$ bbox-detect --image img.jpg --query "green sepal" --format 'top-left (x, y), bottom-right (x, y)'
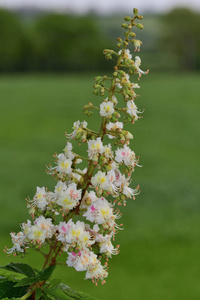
top-left (1, 263), bottom-right (36, 277)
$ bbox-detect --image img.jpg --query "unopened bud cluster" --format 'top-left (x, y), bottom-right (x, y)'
top-left (6, 9), bottom-right (148, 286)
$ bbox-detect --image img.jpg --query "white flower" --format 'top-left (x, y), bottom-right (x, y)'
top-left (54, 181), bottom-right (67, 196)
top-left (115, 145), bottom-right (136, 167)
top-left (118, 49), bottom-right (132, 60)
top-left (127, 100), bottom-right (139, 120)
top-left (67, 183), bottom-right (82, 201)
top-left (123, 185), bottom-right (135, 198)
top-left (80, 191), bottom-right (98, 209)
top-left (7, 232), bottom-right (25, 253)
top-left (106, 122), bottom-right (123, 139)
top-left (67, 250), bottom-right (99, 273)
top-left (34, 216), bottom-right (53, 238)
top-left (116, 73), bottom-right (130, 89)
top-left (71, 167), bottom-right (87, 182)
top-left (56, 183), bottom-right (81, 211)
top-left (134, 56), bottom-right (149, 78)
top-left (87, 138), bottom-right (104, 160)
top-left (91, 171), bottom-right (108, 190)
top-left (65, 220), bottom-right (94, 248)
top-left (95, 234), bottom-right (117, 256)
top-left (100, 101), bottom-right (114, 117)
top-left (64, 142), bottom-right (75, 160)
top-left (102, 143), bottom-right (113, 159)
top-left (32, 187), bottom-right (48, 210)
top-left (27, 225), bottom-right (46, 243)
top-left (56, 153), bottom-right (72, 174)
top-left (104, 95), bottom-right (118, 106)
top-left (67, 120), bottom-right (87, 139)
top-left (85, 260), bottom-right (108, 282)
top-left (57, 192), bottom-right (77, 211)
top-left (56, 221), bottom-right (71, 242)
top-left (106, 170), bottom-right (118, 193)
top-left (83, 197), bottom-right (115, 225)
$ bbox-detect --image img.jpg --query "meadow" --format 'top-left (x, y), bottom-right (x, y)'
top-left (0, 72), bottom-right (199, 299)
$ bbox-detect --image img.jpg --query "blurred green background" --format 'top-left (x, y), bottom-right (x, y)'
top-left (0, 6), bottom-right (200, 300)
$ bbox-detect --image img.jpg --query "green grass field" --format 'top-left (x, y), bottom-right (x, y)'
top-left (0, 72), bottom-right (199, 299)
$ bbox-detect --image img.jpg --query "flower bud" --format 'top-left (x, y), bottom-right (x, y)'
top-left (132, 39), bottom-right (142, 51)
top-left (88, 102), bottom-right (94, 108)
top-left (127, 24), bottom-right (132, 30)
top-left (103, 224), bottom-right (109, 230)
top-left (136, 23), bottom-right (144, 30)
top-left (93, 89), bottom-right (99, 95)
top-left (93, 84), bottom-right (101, 89)
top-left (105, 54), bottom-right (112, 60)
top-left (95, 76), bottom-right (102, 83)
top-left (130, 32), bottom-right (136, 38)
top-left (100, 87), bottom-right (105, 95)
top-left (103, 49), bottom-right (109, 54)
top-left (76, 128), bottom-right (85, 140)
top-left (133, 8), bottom-right (138, 15)
top-left (124, 131), bottom-right (133, 139)
top-left (121, 23), bottom-right (128, 29)
top-left (85, 198), bottom-right (91, 206)
top-left (124, 16), bottom-right (132, 21)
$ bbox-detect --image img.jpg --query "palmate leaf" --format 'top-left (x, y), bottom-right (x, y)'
top-left (0, 263), bottom-right (35, 278)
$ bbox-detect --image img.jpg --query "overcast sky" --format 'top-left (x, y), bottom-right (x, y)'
top-left (0, 0), bottom-right (200, 14)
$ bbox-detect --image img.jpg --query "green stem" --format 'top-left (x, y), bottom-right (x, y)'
top-left (76, 155), bottom-right (89, 162)
top-left (21, 290), bottom-right (33, 300)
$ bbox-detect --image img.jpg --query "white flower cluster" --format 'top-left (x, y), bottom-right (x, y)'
top-left (7, 13), bottom-right (148, 286)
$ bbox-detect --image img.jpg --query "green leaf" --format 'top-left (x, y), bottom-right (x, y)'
top-left (35, 288), bottom-right (43, 300)
top-left (1, 263), bottom-right (36, 277)
top-left (14, 276), bottom-right (39, 287)
top-left (1, 298), bottom-right (21, 299)
top-left (42, 292), bottom-right (54, 300)
top-left (58, 284), bottom-right (99, 300)
top-left (43, 287), bottom-right (72, 300)
top-left (0, 280), bottom-right (28, 298)
top-left (50, 278), bottom-right (61, 288)
top-left (37, 265), bottom-right (56, 281)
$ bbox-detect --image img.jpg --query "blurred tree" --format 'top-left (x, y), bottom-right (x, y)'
top-left (161, 8), bottom-right (200, 70)
top-left (33, 13), bottom-right (112, 71)
top-left (0, 9), bottom-right (25, 71)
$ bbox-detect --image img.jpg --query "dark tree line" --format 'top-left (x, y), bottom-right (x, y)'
top-left (0, 9), bottom-right (113, 72)
top-left (0, 7), bottom-right (199, 72)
